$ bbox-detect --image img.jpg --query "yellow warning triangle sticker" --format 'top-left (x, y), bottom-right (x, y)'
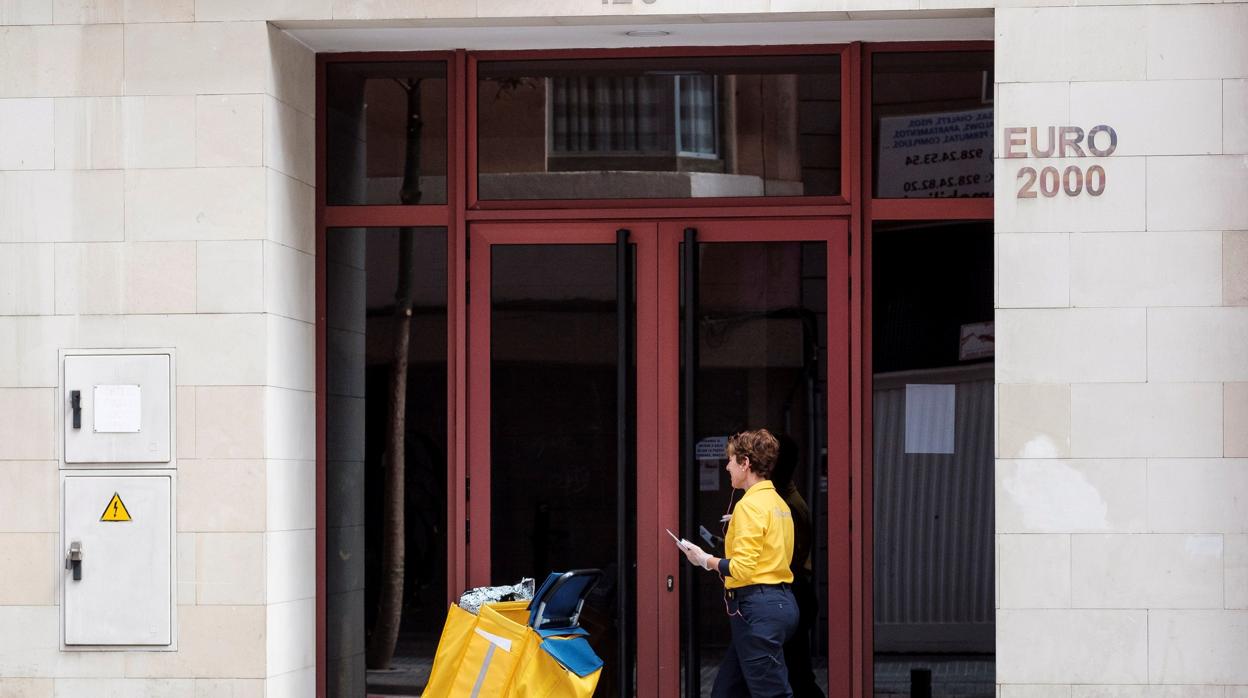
top-left (100, 492), bottom-right (132, 522)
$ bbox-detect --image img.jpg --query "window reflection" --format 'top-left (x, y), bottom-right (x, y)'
top-left (872, 52), bottom-right (994, 199)
top-left (327, 62), bottom-right (448, 205)
top-left (478, 55), bottom-right (841, 200)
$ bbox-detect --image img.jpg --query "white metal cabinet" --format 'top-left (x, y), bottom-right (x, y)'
top-left (63, 353), bottom-right (172, 465)
top-left (62, 473), bottom-right (173, 646)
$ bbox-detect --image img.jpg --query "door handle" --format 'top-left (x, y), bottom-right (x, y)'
top-left (666, 575), bottom-right (674, 592)
top-left (65, 541), bottom-right (83, 581)
top-left (70, 390), bottom-right (81, 429)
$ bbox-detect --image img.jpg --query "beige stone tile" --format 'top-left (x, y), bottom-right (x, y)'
top-left (124, 241), bottom-right (197, 315)
top-left (995, 156), bottom-right (1146, 233)
top-left (264, 241), bottom-right (314, 323)
top-left (266, 315), bottom-right (314, 392)
top-left (124, 0), bottom-right (194, 22)
top-left (124, 605), bottom-right (265, 678)
top-left (0, 679), bottom-right (52, 698)
top-left (997, 233), bottom-right (1069, 309)
top-left (1069, 81), bottom-right (1221, 157)
top-left (177, 531), bottom-right (196, 605)
top-left (121, 96), bottom-right (196, 169)
top-left (0, 243), bottom-right (54, 315)
top-left (1228, 80), bottom-right (1248, 155)
top-left (267, 170), bottom-right (315, 254)
top-left (196, 0), bottom-right (331, 21)
top-left (0, 0), bottom-right (51, 24)
top-left (997, 609), bottom-right (1147, 683)
top-left (1227, 534), bottom-right (1248, 609)
top-left (0, 25), bottom-right (123, 98)
top-left (1070, 231), bottom-right (1222, 308)
top-left (177, 385), bottom-right (195, 459)
top-left (0, 606), bottom-right (126, 676)
top-left (1145, 4), bottom-right (1248, 80)
top-left (195, 386), bottom-right (265, 460)
top-left (125, 168), bottom-right (265, 242)
top-left (192, 679), bottom-right (263, 698)
top-left (1148, 459), bottom-right (1248, 534)
top-left (53, 679), bottom-right (194, 697)
top-left (1072, 688), bottom-right (1226, 698)
top-left (124, 22), bottom-right (268, 97)
top-left (1149, 308), bottom-right (1248, 382)
top-left (1072, 534), bottom-right (1223, 609)
top-left (1071, 383), bottom-right (1222, 458)
top-left (265, 598), bottom-right (314, 677)
top-left (264, 95), bottom-right (314, 187)
top-left (997, 459), bottom-right (1146, 534)
top-left (266, 25), bottom-right (315, 118)
top-left (0, 533), bottom-right (55, 605)
top-left (997, 308), bottom-right (1145, 383)
top-left (265, 668), bottom-right (314, 696)
top-left (1003, 687), bottom-right (1071, 698)
top-left (0, 388), bottom-right (54, 460)
top-left (266, 529), bottom-right (314, 604)
top-left (1228, 383), bottom-right (1248, 457)
top-left (998, 383), bottom-right (1070, 459)
top-left (266, 460), bottom-right (314, 532)
top-left (0, 461), bottom-right (57, 533)
top-left (0, 315), bottom-right (125, 387)
top-left (178, 459), bottom-right (265, 532)
top-left (265, 387), bottom-right (314, 461)
top-left (1226, 231), bottom-right (1248, 306)
top-left (195, 532), bottom-right (265, 605)
top-left (197, 240), bottom-right (263, 314)
top-left (196, 94), bottom-right (263, 167)
top-left (0, 99), bottom-right (53, 170)
top-left (1149, 610), bottom-right (1248, 683)
top-left (996, 7), bottom-right (1145, 83)
top-left (53, 97), bottom-right (122, 170)
top-left (1148, 156), bottom-right (1248, 231)
top-left (1000, 534), bottom-right (1070, 608)
top-left (53, 0), bottom-right (122, 23)
top-left (54, 242), bottom-right (122, 314)
top-left (122, 314), bottom-right (266, 387)
top-left (335, 0), bottom-right (477, 20)
top-left (0, 170), bottom-right (124, 243)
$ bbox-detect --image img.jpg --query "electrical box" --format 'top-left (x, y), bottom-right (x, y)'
top-left (62, 472), bottom-right (173, 647)
top-left (62, 352), bottom-right (172, 465)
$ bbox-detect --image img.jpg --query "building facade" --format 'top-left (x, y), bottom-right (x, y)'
top-left (0, 0), bottom-right (1244, 697)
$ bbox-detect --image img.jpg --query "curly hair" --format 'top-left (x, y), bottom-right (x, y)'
top-left (726, 428), bottom-right (780, 480)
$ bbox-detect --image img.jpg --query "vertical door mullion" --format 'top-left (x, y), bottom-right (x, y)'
top-left (681, 226), bottom-right (700, 698)
top-left (616, 228), bottom-right (634, 697)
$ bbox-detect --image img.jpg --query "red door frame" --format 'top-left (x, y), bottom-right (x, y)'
top-left (314, 40), bottom-right (994, 698)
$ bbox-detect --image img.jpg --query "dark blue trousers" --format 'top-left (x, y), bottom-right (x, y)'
top-left (712, 585), bottom-right (800, 698)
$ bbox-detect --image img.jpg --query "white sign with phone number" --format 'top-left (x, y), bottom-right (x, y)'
top-left (877, 108), bottom-right (994, 198)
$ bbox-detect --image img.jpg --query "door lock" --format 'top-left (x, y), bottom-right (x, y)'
top-left (666, 575), bottom-right (674, 592)
top-left (65, 541), bottom-right (83, 581)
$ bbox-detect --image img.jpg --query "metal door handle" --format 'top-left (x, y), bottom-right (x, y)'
top-left (65, 541), bottom-right (83, 581)
top-left (70, 390), bottom-right (81, 429)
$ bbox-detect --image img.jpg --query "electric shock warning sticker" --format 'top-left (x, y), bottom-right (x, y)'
top-left (100, 492), bottom-right (132, 522)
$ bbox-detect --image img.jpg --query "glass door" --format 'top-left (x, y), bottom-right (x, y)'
top-left (655, 219), bottom-right (851, 697)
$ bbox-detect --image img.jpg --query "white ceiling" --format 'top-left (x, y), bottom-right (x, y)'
top-left (283, 14), bottom-right (994, 53)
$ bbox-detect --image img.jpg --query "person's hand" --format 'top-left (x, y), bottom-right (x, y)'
top-left (681, 541), bottom-right (713, 570)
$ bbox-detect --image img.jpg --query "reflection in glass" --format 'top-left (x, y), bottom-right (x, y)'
top-left (478, 55), bottom-right (841, 200)
top-left (681, 241), bottom-right (829, 696)
top-left (490, 244), bottom-right (635, 697)
top-left (871, 221), bottom-right (994, 697)
top-left (327, 62), bottom-right (448, 205)
top-left (326, 227), bottom-right (448, 697)
top-left (872, 52), bottom-right (994, 199)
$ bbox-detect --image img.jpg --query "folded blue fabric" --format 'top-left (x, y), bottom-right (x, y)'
top-left (539, 637), bottom-right (603, 677)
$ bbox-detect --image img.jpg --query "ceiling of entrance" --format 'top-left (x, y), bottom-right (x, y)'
top-left (283, 15), bottom-right (992, 52)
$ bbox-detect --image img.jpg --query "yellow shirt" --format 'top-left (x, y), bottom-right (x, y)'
top-left (723, 480), bottom-right (794, 589)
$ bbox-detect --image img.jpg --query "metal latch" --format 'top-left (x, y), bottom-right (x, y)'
top-left (65, 541), bottom-right (83, 581)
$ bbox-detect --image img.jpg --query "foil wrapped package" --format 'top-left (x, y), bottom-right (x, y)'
top-left (458, 577), bottom-right (535, 615)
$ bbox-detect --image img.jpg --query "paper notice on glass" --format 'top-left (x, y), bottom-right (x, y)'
top-left (94, 385), bottom-right (142, 433)
top-left (904, 384), bottom-right (955, 454)
top-left (699, 460), bottom-right (721, 491)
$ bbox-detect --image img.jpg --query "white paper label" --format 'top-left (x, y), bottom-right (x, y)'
top-left (94, 385), bottom-right (142, 433)
top-left (699, 460), bottom-right (721, 491)
top-left (904, 384), bottom-right (955, 454)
